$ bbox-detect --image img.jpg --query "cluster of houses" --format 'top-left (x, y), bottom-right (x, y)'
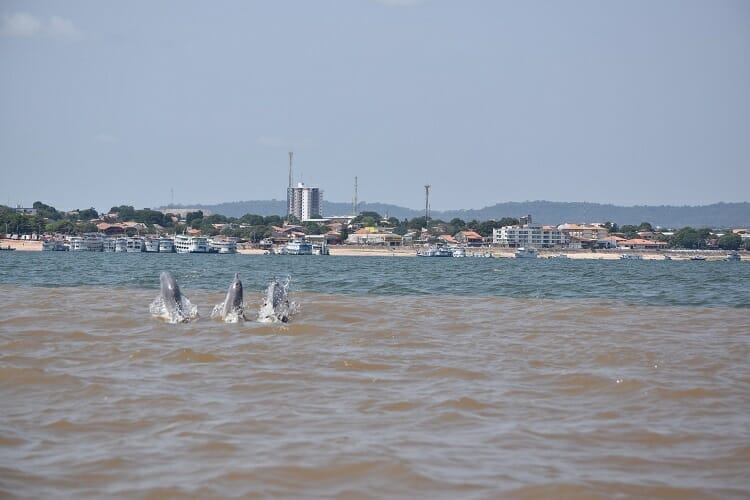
top-left (263, 214), bottom-right (749, 251)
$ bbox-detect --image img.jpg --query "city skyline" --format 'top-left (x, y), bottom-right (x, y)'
top-left (2, 1), bottom-right (749, 213)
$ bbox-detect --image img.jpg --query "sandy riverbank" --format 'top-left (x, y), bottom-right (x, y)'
top-left (2, 239), bottom-right (741, 261)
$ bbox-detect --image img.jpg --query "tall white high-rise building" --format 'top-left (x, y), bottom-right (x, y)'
top-left (287, 182), bottom-right (322, 221)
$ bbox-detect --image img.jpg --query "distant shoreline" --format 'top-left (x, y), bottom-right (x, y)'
top-left (2, 239), bottom-right (742, 261)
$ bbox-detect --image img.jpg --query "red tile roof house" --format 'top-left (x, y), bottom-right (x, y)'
top-left (455, 230), bottom-right (483, 247)
top-left (619, 238), bottom-right (669, 250)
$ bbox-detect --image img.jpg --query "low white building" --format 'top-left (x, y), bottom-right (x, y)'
top-left (493, 225), bottom-right (568, 248)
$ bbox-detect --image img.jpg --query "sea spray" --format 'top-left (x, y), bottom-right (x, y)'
top-left (149, 271), bottom-right (199, 323)
top-left (258, 276), bottom-right (296, 323)
top-left (211, 273), bottom-right (245, 323)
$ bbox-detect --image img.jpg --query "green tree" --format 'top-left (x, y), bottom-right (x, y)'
top-left (620, 225), bottom-right (639, 238)
top-left (186, 211), bottom-right (204, 225)
top-left (670, 227), bottom-right (704, 249)
top-left (134, 209), bottom-right (166, 226)
top-left (109, 205), bottom-right (136, 221)
top-left (33, 201), bottom-right (62, 220)
top-left (638, 222), bottom-right (654, 232)
top-left (497, 217), bottom-right (520, 228)
top-left (240, 214), bottom-right (265, 226)
top-left (264, 215), bottom-right (284, 226)
top-left (717, 233), bottom-right (742, 250)
top-left (78, 207), bottom-right (99, 220)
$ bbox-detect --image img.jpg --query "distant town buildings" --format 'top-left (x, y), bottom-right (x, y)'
top-left (287, 182), bottom-right (322, 222)
top-left (493, 218), bottom-right (568, 248)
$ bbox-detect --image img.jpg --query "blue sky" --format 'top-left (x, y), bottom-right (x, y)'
top-left (1, 0), bottom-right (748, 213)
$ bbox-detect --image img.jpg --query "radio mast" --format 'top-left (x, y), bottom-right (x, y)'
top-left (424, 184), bottom-right (431, 224)
top-left (353, 176), bottom-right (358, 216)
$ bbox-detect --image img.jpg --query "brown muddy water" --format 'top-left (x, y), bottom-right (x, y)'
top-left (1, 285), bottom-right (749, 498)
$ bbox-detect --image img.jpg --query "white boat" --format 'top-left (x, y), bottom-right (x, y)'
top-left (42, 239), bottom-right (67, 251)
top-left (417, 245), bottom-right (453, 257)
top-left (726, 253), bottom-right (741, 262)
top-left (174, 234), bottom-right (209, 253)
top-left (102, 237), bottom-right (117, 252)
top-left (690, 255), bottom-right (706, 261)
top-left (451, 247), bottom-right (466, 258)
top-left (159, 237), bottom-right (175, 253)
top-left (312, 243), bottom-right (330, 255)
top-left (126, 237), bottom-right (144, 252)
top-left (515, 247), bottom-right (538, 259)
top-left (209, 237), bottom-right (237, 254)
top-left (285, 239), bottom-right (313, 255)
top-left (115, 237), bottom-right (128, 252)
top-left (68, 236), bottom-right (86, 251)
top-left (620, 254), bottom-right (642, 260)
top-left (144, 237), bottom-right (160, 253)
top-left (84, 233), bottom-right (104, 252)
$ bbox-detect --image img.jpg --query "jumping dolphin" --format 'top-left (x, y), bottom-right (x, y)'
top-left (211, 273), bottom-right (245, 322)
top-left (258, 277), bottom-right (291, 323)
top-left (149, 271), bottom-right (198, 323)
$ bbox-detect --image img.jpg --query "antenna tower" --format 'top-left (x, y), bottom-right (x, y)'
top-left (353, 176), bottom-right (358, 216)
top-left (287, 152), bottom-right (293, 219)
top-left (424, 185), bottom-right (431, 224)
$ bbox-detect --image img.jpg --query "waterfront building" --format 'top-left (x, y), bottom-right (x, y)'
top-left (493, 224), bottom-right (568, 248)
top-left (288, 182), bottom-right (322, 222)
top-left (455, 230), bottom-right (484, 247)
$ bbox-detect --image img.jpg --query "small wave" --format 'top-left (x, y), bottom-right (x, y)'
top-left (149, 295), bottom-right (199, 324)
top-left (332, 359), bottom-right (393, 371)
top-left (411, 365), bottom-right (488, 380)
top-left (163, 348), bottom-right (223, 363)
top-left (436, 397), bottom-right (489, 411)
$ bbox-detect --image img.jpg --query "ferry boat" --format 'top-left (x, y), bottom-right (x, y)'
top-left (208, 237), bottom-right (237, 254)
top-left (83, 233), bottom-right (104, 252)
top-left (102, 237), bottom-right (117, 252)
top-left (174, 234), bottom-right (209, 253)
top-left (514, 247), bottom-right (538, 259)
top-left (417, 245), bottom-right (453, 257)
top-left (114, 237), bottom-right (128, 252)
top-left (451, 247), bottom-right (466, 258)
top-left (144, 237), bottom-right (160, 253)
top-left (42, 239), bottom-right (68, 251)
top-left (158, 237), bottom-right (175, 253)
top-left (285, 239), bottom-right (313, 255)
top-left (126, 237), bottom-right (144, 252)
top-left (68, 236), bottom-right (86, 251)
top-left (312, 243), bottom-right (330, 255)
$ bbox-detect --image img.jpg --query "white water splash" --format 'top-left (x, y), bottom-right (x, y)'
top-left (149, 294), bottom-right (199, 324)
top-left (210, 302), bottom-right (245, 323)
top-left (257, 276), bottom-right (297, 323)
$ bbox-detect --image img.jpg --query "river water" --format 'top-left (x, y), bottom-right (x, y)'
top-left (1, 252), bottom-right (749, 498)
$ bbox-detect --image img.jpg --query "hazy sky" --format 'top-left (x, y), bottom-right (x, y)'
top-left (2, 0), bottom-right (748, 213)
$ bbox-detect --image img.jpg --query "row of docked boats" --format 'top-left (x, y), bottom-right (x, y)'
top-left (42, 233), bottom-right (237, 254)
top-left (416, 245), bottom-right (469, 257)
top-left (266, 239), bottom-right (330, 255)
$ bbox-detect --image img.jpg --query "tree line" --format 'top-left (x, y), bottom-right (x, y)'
top-left (0, 202), bottom-right (746, 250)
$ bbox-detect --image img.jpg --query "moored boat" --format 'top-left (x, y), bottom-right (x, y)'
top-left (126, 237), bottom-right (144, 252)
top-left (42, 239), bottom-right (68, 251)
top-left (285, 239), bottom-right (313, 255)
top-left (174, 234), bottom-right (209, 253)
top-left (515, 247), bottom-right (538, 259)
top-left (417, 244), bottom-right (453, 257)
top-left (144, 237), bottom-right (160, 253)
top-left (158, 237), bottom-right (175, 253)
top-left (726, 252), bottom-right (741, 262)
top-left (209, 237), bottom-right (237, 254)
